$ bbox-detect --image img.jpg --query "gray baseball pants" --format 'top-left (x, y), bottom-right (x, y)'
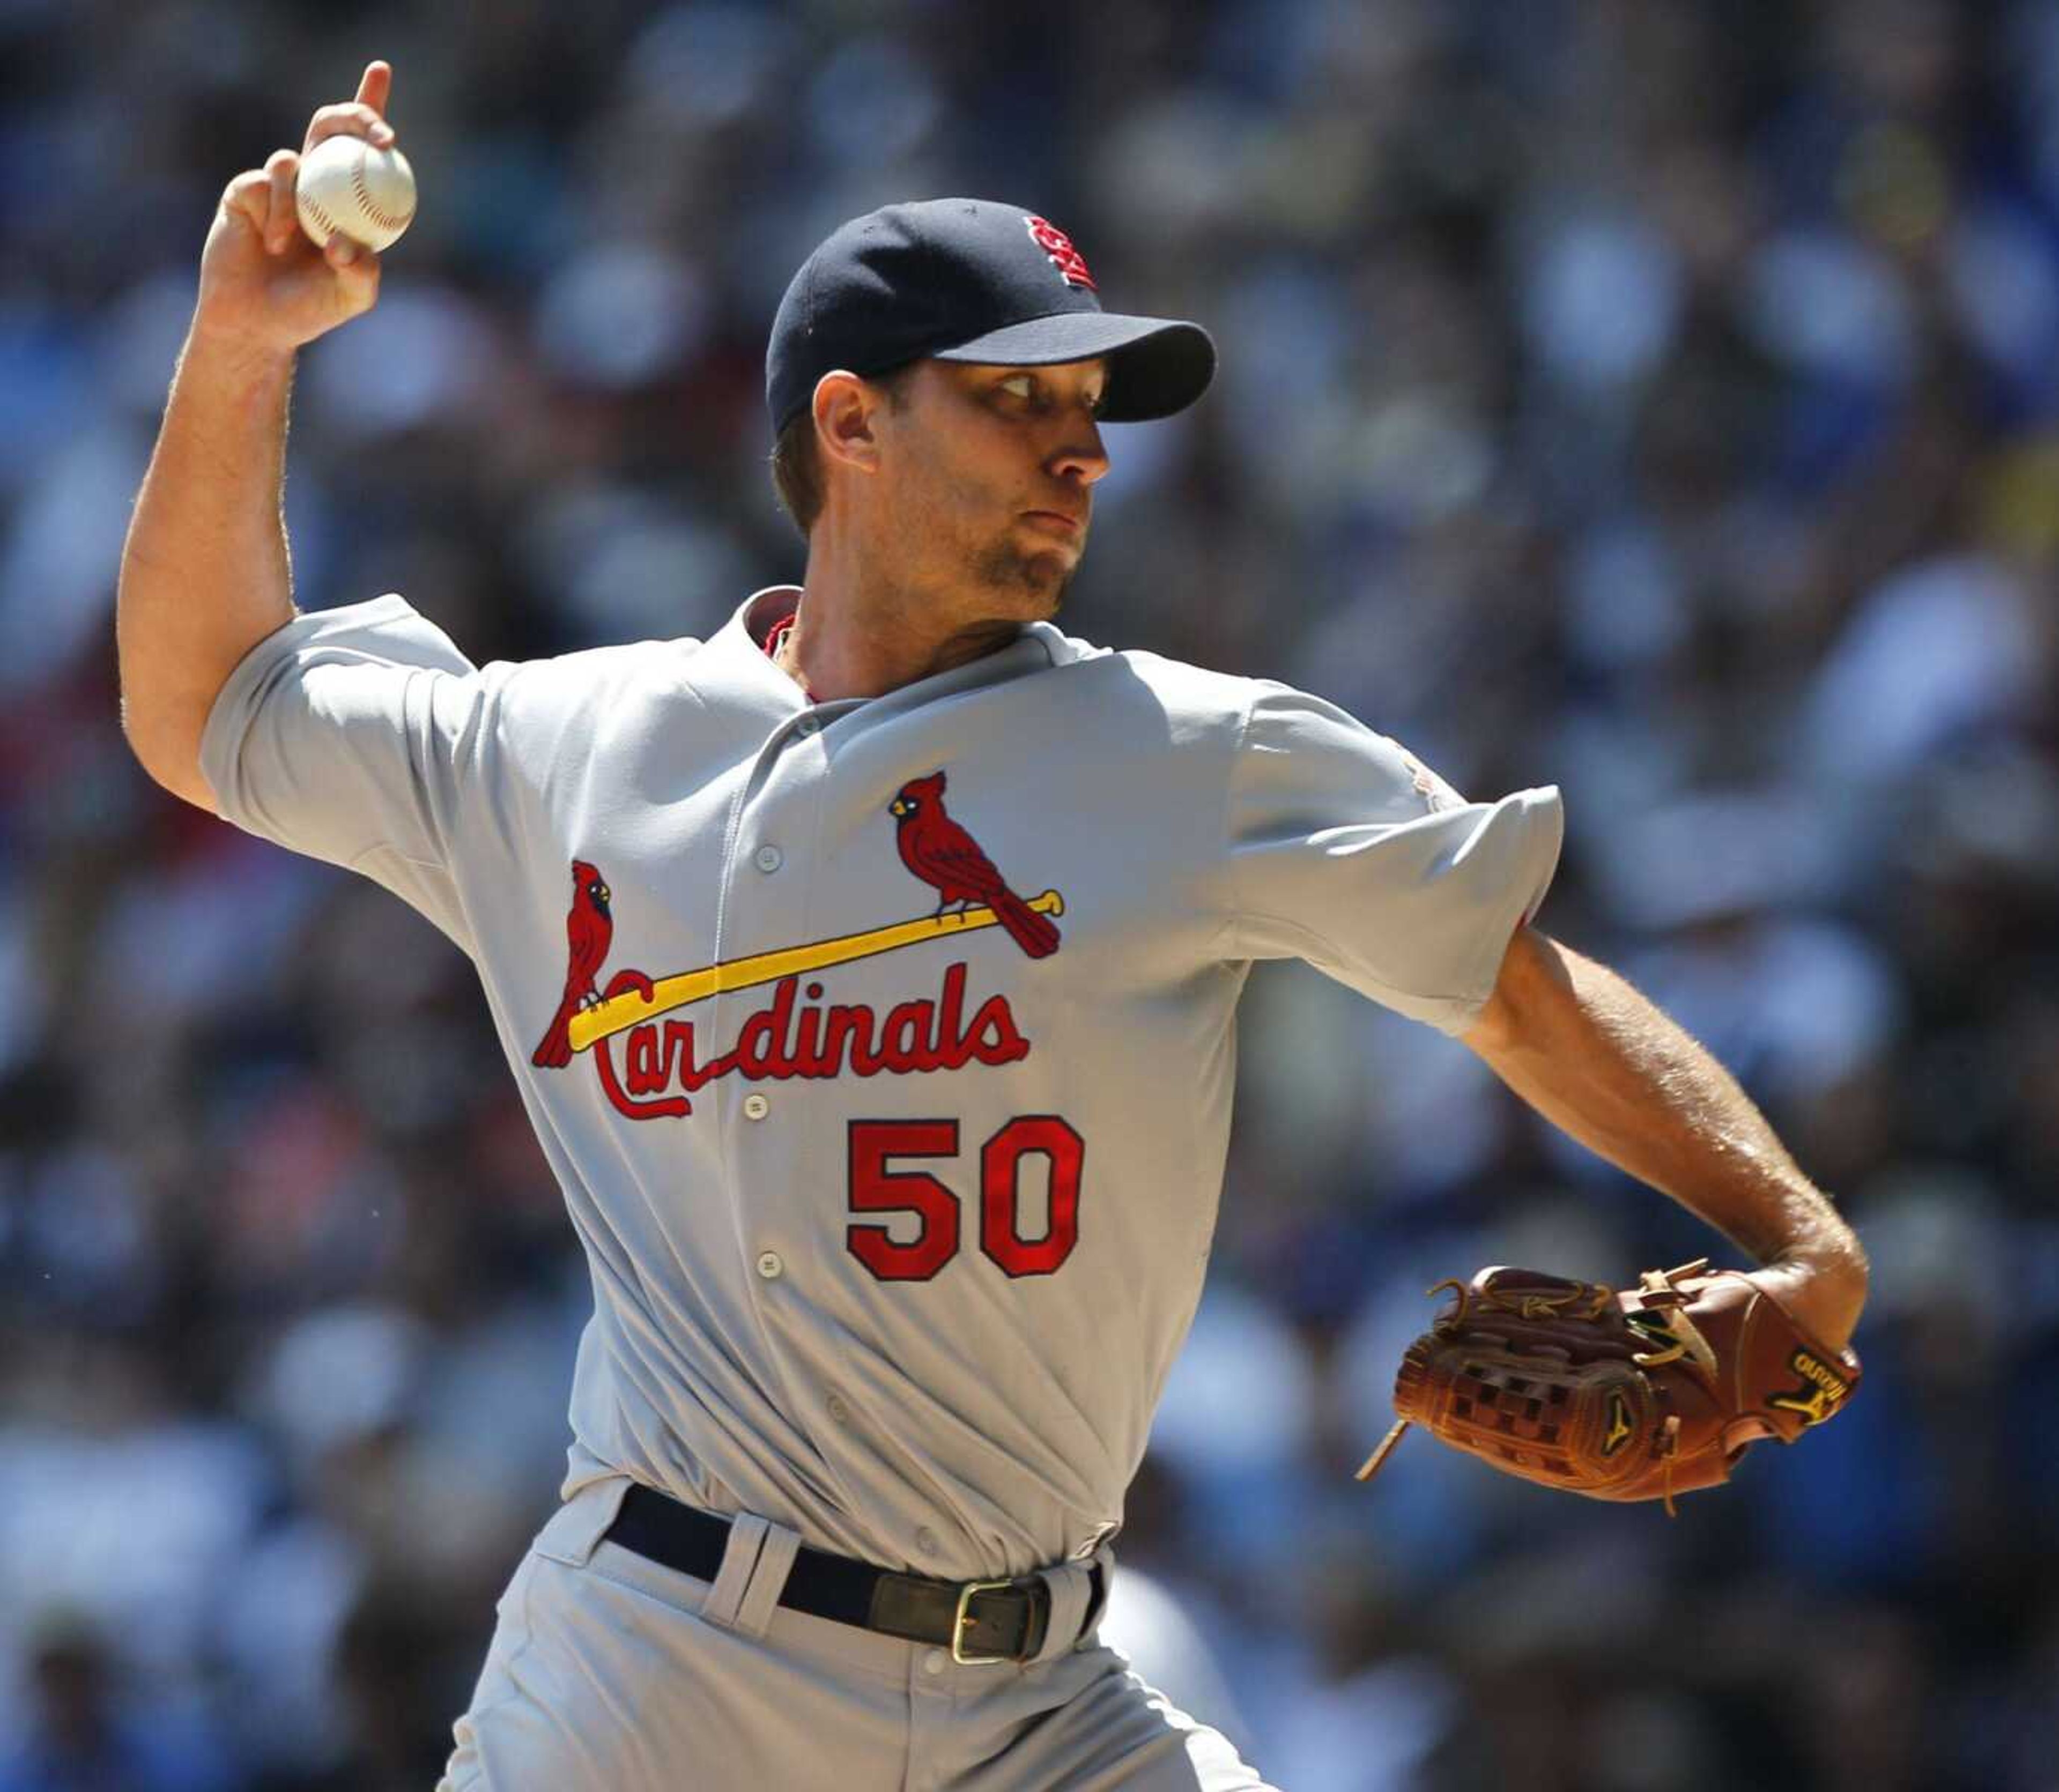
top-left (436, 1476), bottom-right (1276, 1790)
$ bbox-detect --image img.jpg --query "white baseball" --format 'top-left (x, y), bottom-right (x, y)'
top-left (295, 135), bottom-right (417, 255)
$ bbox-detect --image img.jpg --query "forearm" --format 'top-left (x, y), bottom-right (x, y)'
top-left (117, 328), bottom-right (299, 809)
top-left (1465, 929), bottom-right (1867, 1332)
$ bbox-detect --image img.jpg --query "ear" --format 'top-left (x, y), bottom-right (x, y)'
top-left (812, 370), bottom-right (885, 479)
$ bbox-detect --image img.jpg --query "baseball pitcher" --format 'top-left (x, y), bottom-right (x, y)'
top-left (116, 62), bottom-right (1868, 1790)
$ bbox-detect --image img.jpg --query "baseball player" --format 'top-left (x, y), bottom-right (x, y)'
top-left (117, 62), bottom-right (1868, 1790)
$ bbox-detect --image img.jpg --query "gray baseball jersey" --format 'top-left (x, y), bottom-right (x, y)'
top-left (202, 582), bottom-right (1561, 1586)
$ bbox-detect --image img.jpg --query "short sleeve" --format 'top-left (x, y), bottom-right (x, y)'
top-left (199, 595), bottom-right (488, 951)
top-left (1224, 682), bottom-right (1563, 1034)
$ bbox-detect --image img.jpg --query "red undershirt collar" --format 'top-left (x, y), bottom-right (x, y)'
top-left (758, 611), bottom-right (813, 702)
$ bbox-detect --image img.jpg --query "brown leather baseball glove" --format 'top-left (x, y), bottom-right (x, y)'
top-left (1355, 1258), bottom-right (1861, 1514)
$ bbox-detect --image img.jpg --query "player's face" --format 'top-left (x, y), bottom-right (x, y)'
top-left (873, 358), bottom-right (1110, 620)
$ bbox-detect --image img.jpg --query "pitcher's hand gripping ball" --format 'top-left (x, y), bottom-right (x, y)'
top-left (296, 134), bottom-right (416, 254)
top-left (1355, 1259), bottom-right (1861, 1513)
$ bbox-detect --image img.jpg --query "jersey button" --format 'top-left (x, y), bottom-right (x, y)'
top-left (795, 715), bottom-right (820, 737)
top-left (826, 1394), bottom-right (851, 1424)
top-left (743, 1092), bottom-right (771, 1120)
top-left (915, 1527), bottom-right (941, 1558)
top-left (753, 845), bottom-right (783, 873)
top-left (922, 1649), bottom-right (946, 1677)
top-left (755, 1250), bottom-right (783, 1280)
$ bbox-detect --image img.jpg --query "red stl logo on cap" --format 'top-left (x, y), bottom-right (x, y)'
top-left (1025, 215), bottom-right (1097, 291)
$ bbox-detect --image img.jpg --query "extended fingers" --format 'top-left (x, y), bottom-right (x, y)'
top-left (303, 101), bottom-right (396, 155)
top-left (355, 60), bottom-right (392, 115)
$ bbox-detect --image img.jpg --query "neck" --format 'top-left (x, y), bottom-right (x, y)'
top-left (779, 530), bottom-right (1031, 702)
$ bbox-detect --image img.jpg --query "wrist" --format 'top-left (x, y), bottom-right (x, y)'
top-left (181, 320), bottom-right (298, 387)
top-left (1766, 1217), bottom-right (1869, 1286)
top-left (1753, 1240), bottom-right (1868, 1352)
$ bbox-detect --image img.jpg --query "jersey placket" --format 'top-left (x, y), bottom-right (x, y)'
top-left (712, 707), bottom-right (838, 1299)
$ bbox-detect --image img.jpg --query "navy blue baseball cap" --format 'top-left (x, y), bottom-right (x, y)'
top-left (766, 198), bottom-right (1216, 438)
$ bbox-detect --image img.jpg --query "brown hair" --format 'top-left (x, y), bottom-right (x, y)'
top-left (768, 364), bottom-right (919, 539)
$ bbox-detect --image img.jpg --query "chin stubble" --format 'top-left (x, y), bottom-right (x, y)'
top-left (970, 537), bottom-right (1071, 613)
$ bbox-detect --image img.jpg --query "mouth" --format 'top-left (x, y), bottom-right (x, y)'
top-left (1021, 510), bottom-right (1084, 537)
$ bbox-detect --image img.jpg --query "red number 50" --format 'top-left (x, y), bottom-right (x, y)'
top-left (847, 1116), bottom-right (1083, 1282)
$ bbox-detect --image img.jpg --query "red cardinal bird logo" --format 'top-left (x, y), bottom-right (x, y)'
top-left (890, 771), bottom-right (1060, 959)
top-left (532, 859), bottom-right (614, 1068)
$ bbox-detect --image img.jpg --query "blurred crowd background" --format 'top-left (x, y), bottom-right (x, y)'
top-left (3, 0), bottom-right (2057, 1787)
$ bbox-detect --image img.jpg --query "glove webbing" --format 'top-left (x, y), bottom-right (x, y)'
top-left (1353, 1261), bottom-right (1719, 1515)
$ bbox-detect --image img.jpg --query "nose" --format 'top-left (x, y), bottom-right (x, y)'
top-left (1049, 418), bottom-right (1109, 488)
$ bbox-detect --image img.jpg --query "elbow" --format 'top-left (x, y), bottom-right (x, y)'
top-left (118, 702), bottom-right (217, 813)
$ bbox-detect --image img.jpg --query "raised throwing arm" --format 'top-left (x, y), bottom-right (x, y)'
top-left (116, 60), bottom-right (396, 809)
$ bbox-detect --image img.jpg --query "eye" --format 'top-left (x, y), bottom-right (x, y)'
top-left (998, 374), bottom-right (1035, 401)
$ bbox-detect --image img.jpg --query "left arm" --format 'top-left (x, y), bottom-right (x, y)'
top-left (1462, 925), bottom-right (1868, 1349)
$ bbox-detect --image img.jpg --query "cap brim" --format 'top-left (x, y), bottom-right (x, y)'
top-left (930, 312), bottom-right (1216, 422)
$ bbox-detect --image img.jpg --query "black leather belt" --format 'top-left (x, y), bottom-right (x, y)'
top-left (601, 1483), bottom-right (1105, 1665)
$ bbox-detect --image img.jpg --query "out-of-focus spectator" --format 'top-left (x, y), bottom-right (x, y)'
top-left (0, 1609), bottom-right (240, 1792)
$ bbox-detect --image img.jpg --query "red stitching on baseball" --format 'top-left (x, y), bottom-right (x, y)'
top-left (351, 152), bottom-right (406, 232)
